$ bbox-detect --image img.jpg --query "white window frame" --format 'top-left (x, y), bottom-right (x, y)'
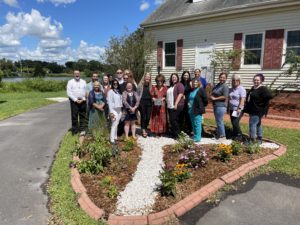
top-left (282, 29), bottom-right (300, 68)
top-left (163, 42), bottom-right (176, 69)
top-left (241, 32), bottom-right (265, 69)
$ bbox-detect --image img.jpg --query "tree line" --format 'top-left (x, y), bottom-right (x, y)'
top-left (0, 28), bottom-right (155, 83)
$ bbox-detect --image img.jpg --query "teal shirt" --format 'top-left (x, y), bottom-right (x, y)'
top-left (188, 88), bottom-right (200, 114)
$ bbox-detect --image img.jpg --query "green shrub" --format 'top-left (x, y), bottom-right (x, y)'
top-left (171, 132), bottom-right (194, 153)
top-left (231, 141), bottom-right (243, 155)
top-left (0, 78), bottom-right (67, 93)
top-left (158, 168), bottom-right (177, 197)
top-left (100, 176), bottom-right (112, 188)
top-left (245, 143), bottom-right (260, 154)
top-left (76, 135), bottom-right (112, 174)
top-left (107, 185), bottom-right (119, 199)
top-left (123, 137), bottom-right (136, 152)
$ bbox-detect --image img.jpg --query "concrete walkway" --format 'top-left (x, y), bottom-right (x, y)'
top-left (0, 102), bottom-right (70, 225)
top-left (180, 173), bottom-right (300, 225)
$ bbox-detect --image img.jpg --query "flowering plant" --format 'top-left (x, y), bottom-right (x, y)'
top-left (216, 143), bottom-right (232, 162)
top-left (179, 148), bottom-right (208, 168)
top-left (173, 163), bottom-right (191, 182)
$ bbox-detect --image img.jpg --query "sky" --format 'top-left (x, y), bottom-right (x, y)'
top-left (0, 0), bottom-right (165, 64)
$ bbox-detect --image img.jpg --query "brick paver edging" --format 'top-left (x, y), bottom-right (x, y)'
top-left (70, 143), bottom-right (286, 225)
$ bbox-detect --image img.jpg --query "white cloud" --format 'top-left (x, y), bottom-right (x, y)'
top-left (1, 9), bottom-right (63, 43)
top-left (37, 0), bottom-right (76, 6)
top-left (0, 9), bottom-right (104, 63)
top-left (154, 0), bottom-right (165, 5)
top-left (2, 0), bottom-right (19, 7)
top-left (140, 1), bottom-right (150, 11)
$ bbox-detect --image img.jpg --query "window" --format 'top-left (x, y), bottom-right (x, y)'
top-left (164, 42), bottom-right (176, 67)
top-left (244, 34), bottom-right (263, 65)
top-left (286, 30), bottom-right (300, 62)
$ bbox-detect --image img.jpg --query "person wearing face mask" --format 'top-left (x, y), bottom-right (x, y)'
top-left (244, 73), bottom-right (272, 144)
top-left (67, 70), bottom-right (87, 136)
top-left (211, 72), bottom-right (229, 140)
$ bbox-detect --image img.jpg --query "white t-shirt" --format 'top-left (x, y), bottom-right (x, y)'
top-left (167, 86), bottom-right (175, 109)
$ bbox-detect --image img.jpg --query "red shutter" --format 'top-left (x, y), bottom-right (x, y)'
top-left (263, 29), bottom-right (284, 69)
top-left (176, 39), bottom-right (183, 71)
top-left (232, 33), bottom-right (243, 70)
top-left (157, 41), bottom-right (163, 68)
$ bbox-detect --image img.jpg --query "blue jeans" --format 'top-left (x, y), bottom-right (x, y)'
top-left (213, 106), bottom-right (226, 138)
top-left (249, 114), bottom-right (263, 139)
top-left (189, 113), bottom-right (203, 142)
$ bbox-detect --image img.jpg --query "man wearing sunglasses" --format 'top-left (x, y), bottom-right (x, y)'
top-left (115, 69), bottom-right (124, 85)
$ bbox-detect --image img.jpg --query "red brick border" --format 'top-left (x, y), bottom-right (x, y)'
top-left (70, 143), bottom-right (286, 224)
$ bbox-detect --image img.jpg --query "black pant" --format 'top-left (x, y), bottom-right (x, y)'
top-left (70, 100), bottom-right (87, 133)
top-left (230, 110), bottom-right (243, 137)
top-left (179, 103), bottom-right (192, 134)
top-left (139, 101), bottom-right (152, 130)
top-left (168, 105), bottom-right (184, 138)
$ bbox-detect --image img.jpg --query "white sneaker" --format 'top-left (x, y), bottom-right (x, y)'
top-left (80, 131), bottom-right (86, 136)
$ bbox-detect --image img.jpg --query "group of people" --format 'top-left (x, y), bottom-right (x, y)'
top-left (66, 68), bottom-right (272, 145)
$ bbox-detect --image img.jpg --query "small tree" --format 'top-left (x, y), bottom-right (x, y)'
top-left (33, 64), bottom-right (46, 77)
top-left (103, 28), bottom-right (155, 83)
top-left (210, 49), bottom-right (242, 83)
top-left (267, 51), bottom-right (300, 92)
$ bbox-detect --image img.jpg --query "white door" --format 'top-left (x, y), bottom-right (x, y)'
top-left (195, 43), bottom-right (215, 83)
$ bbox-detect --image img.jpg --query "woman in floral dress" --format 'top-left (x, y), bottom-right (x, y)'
top-left (150, 74), bottom-right (168, 135)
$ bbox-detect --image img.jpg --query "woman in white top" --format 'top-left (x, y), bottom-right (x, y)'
top-left (107, 79), bottom-right (123, 143)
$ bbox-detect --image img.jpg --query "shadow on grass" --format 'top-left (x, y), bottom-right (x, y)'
top-left (0, 101), bottom-right (7, 104)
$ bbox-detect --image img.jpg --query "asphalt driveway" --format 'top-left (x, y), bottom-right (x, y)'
top-left (0, 102), bottom-right (70, 225)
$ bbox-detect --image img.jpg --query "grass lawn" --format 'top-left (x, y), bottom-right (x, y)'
top-left (48, 132), bottom-right (106, 225)
top-left (206, 119), bottom-right (300, 176)
top-left (0, 91), bottom-right (66, 120)
top-left (48, 120), bottom-right (300, 224)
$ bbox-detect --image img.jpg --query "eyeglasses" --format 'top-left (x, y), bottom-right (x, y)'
top-left (113, 83), bottom-right (118, 85)
top-left (124, 77), bottom-right (128, 79)
top-left (116, 72), bottom-right (122, 74)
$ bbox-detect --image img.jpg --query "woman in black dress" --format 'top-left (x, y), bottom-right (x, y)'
top-left (122, 82), bottom-right (140, 140)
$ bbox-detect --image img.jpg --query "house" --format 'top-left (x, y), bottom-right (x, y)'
top-left (141, 0), bottom-right (300, 89)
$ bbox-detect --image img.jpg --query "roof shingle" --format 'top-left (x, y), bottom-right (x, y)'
top-left (141, 0), bottom-right (287, 26)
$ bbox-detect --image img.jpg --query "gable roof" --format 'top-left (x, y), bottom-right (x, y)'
top-left (141, 0), bottom-right (297, 27)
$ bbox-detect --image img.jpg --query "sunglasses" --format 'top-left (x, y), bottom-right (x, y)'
top-left (116, 72), bottom-right (123, 74)
top-left (113, 83), bottom-right (118, 85)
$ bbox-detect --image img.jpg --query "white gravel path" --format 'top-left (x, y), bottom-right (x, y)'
top-left (115, 136), bottom-right (279, 216)
top-left (115, 136), bottom-right (176, 215)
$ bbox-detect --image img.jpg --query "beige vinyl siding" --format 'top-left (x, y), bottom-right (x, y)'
top-left (144, 6), bottom-right (300, 90)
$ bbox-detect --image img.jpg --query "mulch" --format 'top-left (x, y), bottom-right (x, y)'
top-left (152, 141), bottom-right (275, 212)
top-left (80, 140), bottom-right (141, 219)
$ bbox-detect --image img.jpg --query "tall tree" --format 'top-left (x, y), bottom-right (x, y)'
top-left (103, 28), bottom-right (155, 83)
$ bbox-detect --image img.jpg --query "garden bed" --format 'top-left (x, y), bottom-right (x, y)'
top-left (77, 138), bottom-right (142, 218)
top-left (152, 141), bottom-right (275, 212)
top-left (74, 127), bottom-right (280, 219)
